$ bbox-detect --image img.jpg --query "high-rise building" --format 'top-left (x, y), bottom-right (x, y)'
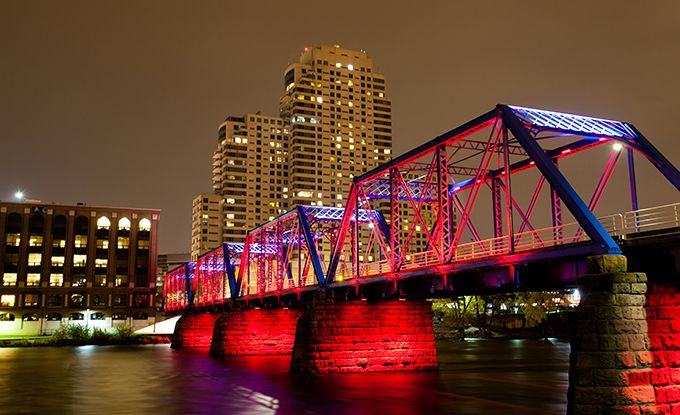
top-left (280, 44), bottom-right (392, 208)
top-left (196, 45), bottom-right (394, 252)
top-left (211, 114), bottom-right (290, 244)
top-left (191, 194), bottom-right (223, 260)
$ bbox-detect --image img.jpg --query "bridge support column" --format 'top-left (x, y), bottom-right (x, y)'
top-left (171, 312), bottom-right (220, 350)
top-left (210, 307), bottom-right (302, 358)
top-left (568, 255), bottom-right (656, 413)
top-left (290, 294), bottom-right (438, 374)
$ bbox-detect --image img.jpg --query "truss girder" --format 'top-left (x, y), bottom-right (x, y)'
top-left (164, 104), bottom-right (680, 309)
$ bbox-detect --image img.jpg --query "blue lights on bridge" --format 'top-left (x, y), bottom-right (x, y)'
top-left (508, 105), bottom-right (638, 139)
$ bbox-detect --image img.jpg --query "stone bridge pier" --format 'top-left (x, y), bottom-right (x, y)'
top-left (568, 255), bottom-right (680, 414)
top-left (290, 293), bottom-right (439, 374)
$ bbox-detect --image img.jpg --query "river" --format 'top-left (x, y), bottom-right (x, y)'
top-left (0, 339), bottom-right (569, 415)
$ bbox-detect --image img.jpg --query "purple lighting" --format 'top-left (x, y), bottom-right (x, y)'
top-left (509, 105), bottom-right (638, 139)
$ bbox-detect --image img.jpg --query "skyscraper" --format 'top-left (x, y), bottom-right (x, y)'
top-left (209, 114), bottom-right (289, 245)
top-left (280, 44), bottom-right (392, 208)
top-left (198, 45), bottom-right (394, 252)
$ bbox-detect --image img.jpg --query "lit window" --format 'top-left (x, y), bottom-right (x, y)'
top-left (347, 64), bottom-right (354, 71)
top-left (6, 234), bottom-right (20, 246)
top-left (336, 194), bottom-right (343, 200)
top-left (139, 218), bottom-right (151, 231)
top-left (115, 275), bottom-right (128, 287)
top-left (27, 253), bottom-right (42, 266)
top-left (0, 295), bottom-right (16, 307)
top-left (137, 240), bottom-right (150, 250)
top-left (226, 213), bottom-right (234, 219)
top-left (2, 273), bottom-right (17, 286)
top-left (95, 258), bottom-right (108, 268)
top-left (97, 216), bottom-right (111, 230)
top-left (117, 237), bottom-right (129, 249)
top-left (335, 62), bottom-right (341, 68)
top-left (73, 254), bottom-right (87, 267)
top-left (23, 294), bottom-right (39, 307)
top-left (316, 96), bottom-right (323, 103)
top-left (51, 256), bottom-right (65, 267)
top-left (74, 235), bottom-right (88, 248)
top-left (50, 274), bottom-right (64, 287)
top-left (52, 239), bottom-right (66, 248)
top-left (29, 236), bottom-right (43, 247)
top-left (118, 217), bottom-right (131, 230)
top-left (26, 274), bottom-right (40, 287)
top-left (97, 239), bottom-right (109, 249)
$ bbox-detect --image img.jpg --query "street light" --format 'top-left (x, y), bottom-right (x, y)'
top-left (14, 190), bottom-right (24, 201)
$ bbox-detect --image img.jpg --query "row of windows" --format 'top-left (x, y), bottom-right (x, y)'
top-left (2, 273), bottom-right (134, 287)
top-left (0, 311), bottom-right (147, 322)
top-left (96, 217), bottom-right (151, 231)
top-left (5, 234), bottom-right (146, 249)
top-left (0, 292), bottom-right (149, 308)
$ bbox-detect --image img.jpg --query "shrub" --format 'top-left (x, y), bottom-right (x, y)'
top-left (111, 324), bottom-right (138, 344)
top-left (51, 324), bottom-right (91, 345)
top-left (90, 327), bottom-right (112, 345)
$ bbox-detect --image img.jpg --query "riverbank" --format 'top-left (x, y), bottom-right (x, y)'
top-left (0, 333), bottom-right (170, 347)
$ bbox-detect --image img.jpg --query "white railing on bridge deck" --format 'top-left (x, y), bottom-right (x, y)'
top-left (335, 202), bottom-right (680, 282)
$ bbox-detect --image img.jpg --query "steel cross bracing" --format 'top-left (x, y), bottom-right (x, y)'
top-left (164, 104), bottom-right (680, 312)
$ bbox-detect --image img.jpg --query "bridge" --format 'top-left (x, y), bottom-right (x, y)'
top-left (165, 104), bottom-right (680, 413)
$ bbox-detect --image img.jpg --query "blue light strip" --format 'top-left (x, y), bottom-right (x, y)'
top-left (509, 105), bottom-right (638, 139)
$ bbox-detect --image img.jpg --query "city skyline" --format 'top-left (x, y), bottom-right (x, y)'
top-left (1, 1), bottom-right (679, 253)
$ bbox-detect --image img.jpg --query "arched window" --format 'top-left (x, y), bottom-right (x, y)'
top-left (69, 313), bottom-right (84, 321)
top-left (118, 217), bottom-right (131, 231)
top-left (90, 312), bottom-right (105, 320)
top-left (132, 311), bottom-right (148, 320)
top-left (22, 313), bottom-right (38, 321)
top-left (138, 218), bottom-right (151, 232)
top-left (46, 312), bottom-right (62, 321)
top-left (96, 216), bottom-right (111, 230)
top-left (111, 313), bottom-right (127, 320)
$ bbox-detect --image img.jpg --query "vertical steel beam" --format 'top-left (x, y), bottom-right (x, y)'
top-left (223, 245), bottom-right (237, 301)
top-left (550, 158), bottom-right (563, 244)
top-left (297, 206), bottom-right (326, 286)
top-left (389, 168), bottom-right (401, 272)
top-left (503, 126), bottom-right (515, 254)
top-left (627, 147), bottom-right (639, 212)
top-left (436, 145), bottom-right (452, 257)
top-left (492, 178), bottom-right (503, 239)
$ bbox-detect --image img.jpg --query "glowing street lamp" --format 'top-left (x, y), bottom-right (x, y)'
top-left (612, 142), bottom-right (624, 152)
top-left (14, 190), bottom-right (24, 201)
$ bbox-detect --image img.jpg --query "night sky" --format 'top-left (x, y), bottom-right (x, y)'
top-left (1, 1), bottom-right (679, 253)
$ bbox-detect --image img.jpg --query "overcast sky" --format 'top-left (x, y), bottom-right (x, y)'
top-left (1, 1), bottom-right (678, 253)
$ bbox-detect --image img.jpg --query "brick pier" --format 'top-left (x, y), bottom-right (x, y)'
top-left (290, 294), bottom-right (438, 374)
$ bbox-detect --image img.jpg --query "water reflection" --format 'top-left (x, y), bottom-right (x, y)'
top-left (0, 339), bottom-right (569, 415)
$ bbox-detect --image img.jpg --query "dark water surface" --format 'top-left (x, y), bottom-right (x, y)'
top-left (0, 339), bottom-right (569, 415)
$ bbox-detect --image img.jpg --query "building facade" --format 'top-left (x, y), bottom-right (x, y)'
top-left (0, 201), bottom-right (160, 335)
top-left (191, 194), bottom-right (223, 260)
top-left (280, 44), bottom-right (392, 208)
top-left (197, 45), bottom-right (395, 249)
top-left (211, 114), bottom-right (290, 243)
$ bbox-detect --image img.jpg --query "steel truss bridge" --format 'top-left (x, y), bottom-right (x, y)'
top-left (164, 104), bottom-right (680, 313)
